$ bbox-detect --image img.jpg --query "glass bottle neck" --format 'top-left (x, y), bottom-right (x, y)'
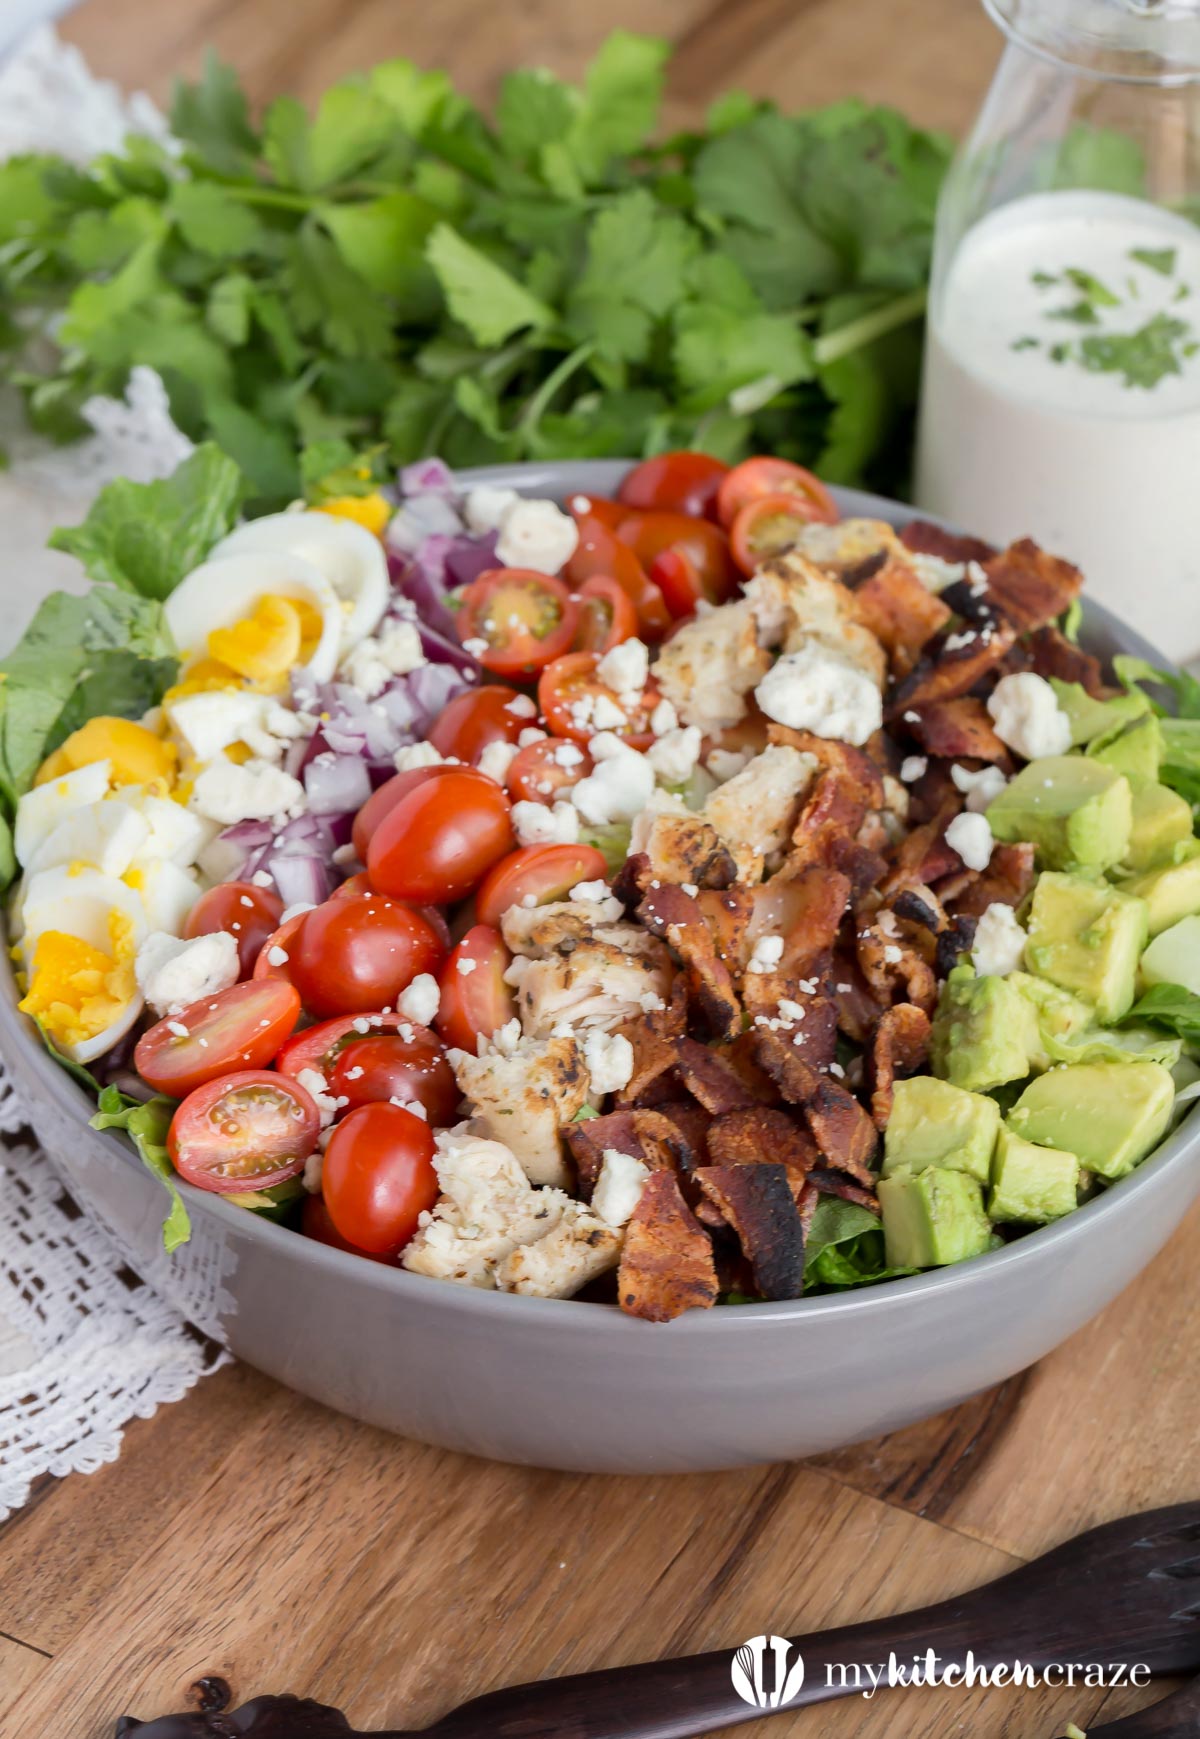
top-left (985, 0), bottom-right (1200, 83)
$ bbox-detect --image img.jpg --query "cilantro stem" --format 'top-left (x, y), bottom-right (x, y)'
top-left (518, 341), bottom-right (596, 431)
top-left (223, 185), bottom-right (314, 213)
top-left (813, 287), bottom-right (928, 366)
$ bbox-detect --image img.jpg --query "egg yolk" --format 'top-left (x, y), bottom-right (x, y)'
top-left (208, 595), bottom-right (303, 687)
top-left (18, 915), bottom-right (137, 1051)
top-left (35, 718), bottom-right (176, 791)
top-left (318, 492), bottom-right (391, 539)
top-left (162, 657), bottom-right (244, 703)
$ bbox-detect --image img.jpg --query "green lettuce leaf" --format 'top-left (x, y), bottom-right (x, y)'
top-left (92, 1086), bottom-right (189, 1252)
top-left (804, 1196), bottom-right (915, 1291)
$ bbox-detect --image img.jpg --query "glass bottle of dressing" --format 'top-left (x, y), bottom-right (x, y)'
top-left (915, 0), bottom-right (1200, 656)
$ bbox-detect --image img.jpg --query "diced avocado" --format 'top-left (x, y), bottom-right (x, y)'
top-left (1125, 851), bottom-right (1200, 937)
top-left (1024, 870), bottom-right (1148, 1022)
top-left (987, 758), bottom-right (1131, 872)
top-left (879, 1167), bottom-right (994, 1269)
top-left (1125, 782), bottom-right (1195, 872)
top-left (1091, 714), bottom-right (1162, 785)
top-left (1141, 914), bottom-right (1200, 997)
top-left (989, 1127), bottom-right (1080, 1223)
top-left (930, 966), bottom-right (1039, 1093)
top-left (1010, 971), bottom-right (1094, 1068)
top-left (1007, 1060), bottom-right (1174, 1180)
top-left (881, 1077), bottom-right (1000, 1184)
top-left (1049, 680), bottom-right (1150, 748)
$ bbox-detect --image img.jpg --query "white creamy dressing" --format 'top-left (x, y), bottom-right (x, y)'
top-left (916, 190), bottom-right (1200, 656)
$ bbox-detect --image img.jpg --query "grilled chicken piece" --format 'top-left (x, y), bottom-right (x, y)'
top-left (629, 793), bottom-right (738, 890)
top-left (747, 554), bottom-right (886, 689)
top-left (449, 1032), bottom-right (588, 1188)
top-left (515, 936), bottom-right (674, 1038)
top-left (703, 744), bottom-right (818, 882)
top-left (401, 1129), bottom-right (573, 1288)
top-left (654, 598), bottom-right (771, 734)
top-left (499, 895), bottom-right (625, 957)
top-left (494, 1201), bottom-right (622, 1298)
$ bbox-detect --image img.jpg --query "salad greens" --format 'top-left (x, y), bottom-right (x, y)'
top-left (0, 35), bottom-right (951, 505)
top-left (92, 1086), bottom-right (188, 1250)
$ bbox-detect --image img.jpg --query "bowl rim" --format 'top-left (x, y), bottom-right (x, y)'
top-left (5, 461), bottom-right (1197, 1335)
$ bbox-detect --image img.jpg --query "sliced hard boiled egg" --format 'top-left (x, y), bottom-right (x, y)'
top-left (164, 688), bottom-right (272, 764)
top-left (17, 867), bottom-right (148, 1063)
top-left (30, 800), bottom-right (150, 880)
top-left (131, 859), bottom-right (203, 935)
top-left (210, 512), bottom-right (389, 651)
top-left (15, 760), bottom-right (111, 869)
top-left (164, 553), bottom-right (342, 685)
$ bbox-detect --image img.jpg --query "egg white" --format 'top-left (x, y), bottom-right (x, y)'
top-left (15, 759), bottom-right (112, 870)
top-left (209, 512), bottom-right (389, 651)
top-left (18, 867), bottom-right (149, 1063)
top-left (164, 552), bottom-right (342, 683)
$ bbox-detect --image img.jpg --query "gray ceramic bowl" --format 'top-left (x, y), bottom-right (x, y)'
top-left (3, 461), bottom-right (1196, 1474)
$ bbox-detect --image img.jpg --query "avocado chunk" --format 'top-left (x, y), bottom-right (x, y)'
top-left (989, 1126), bottom-right (1080, 1223)
top-left (1024, 871), bottom-right (1148, 1022)
top-left (1049, 680), bottom-right (1150, 748)
top-left (1125, 783), bottom-right (1195, 872)
top-left (1010, 971), bottom-right (1094, 1068)
top-left (987, 757), bottom-right (1131, 872)
top-left (882, 1077), bottom-right (1000, 1183)
top-left (931, 966), bottom-right (1039, 1093)
top-left (1125, 851), bottom-right (1200, 937)
top-left (1141, 914), bottom-right (1200, 997)
top-left (1006, 1060), bottom-right (1174, 1180)
top-left (879, 1167), bottom-right (994, 1269)
top-left (1091, 714), bottom-right (1162, 785)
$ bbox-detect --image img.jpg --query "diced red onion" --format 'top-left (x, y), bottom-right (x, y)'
top-left (304, 752), bottom-right (372, 816)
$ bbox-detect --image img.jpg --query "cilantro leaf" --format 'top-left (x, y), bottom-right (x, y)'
top-left (169, 51), bottom-right (260, 176)
top-left (1131, 246), bottom-right (1177, 277)
top-left (568, 189), bottom-right (700, 363)
top-left (49, 443), bottom-right (244, 598)
top-left (1078, 312), bottom-right (1193, 389)
top-left (168, 181), bottom-right (263, 257)
top-left (93, 1088), bottom-right (190, 1251)
top-left (426, 223), bottom-right (555, 346)
top-left (320, 191), bottom-right (439, 313)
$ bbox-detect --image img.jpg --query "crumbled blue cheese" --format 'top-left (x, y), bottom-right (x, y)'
top-left (495, 498), bottom-right (579, 575)
top-left (570, 735), bottom-right (655, 825)
top-left (971, 902), bottom-right (1027, 977)
top-left (950, 761), bottom-right (1008, 813)
top-left (512, 799), bottom-right (580, 845)
top-left (900, 755), bottom-right (928, 783)
top-left (135, 930), bottom-right (239, 1017)
top-left (754, 645), bottom-right (882, 746)
top-left (582, 1028), bottom-right (634, 1096)
top-left (397, 971), bottom-right (440, 1026)
top-left (987, 672), bottom-right (1072, 761)
top-left (646, 725), bottom-right (703, 785)
top-left (945, 809), bottom-right (995, 872)
top-left (190, 759), bottom-right (306, 826)
top-left (592, 1149), bottom-right (650, 1228)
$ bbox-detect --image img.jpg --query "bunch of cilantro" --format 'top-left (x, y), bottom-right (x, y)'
top-left (0, 34), bottom-right (950, 509)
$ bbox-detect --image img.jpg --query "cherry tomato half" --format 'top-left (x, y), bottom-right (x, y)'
top-left (135, 979), bottom-right (301, 1098)
top-left (329, 1030), bottom-right (459, 1124)
top-left (617, 452), bottom-right (729, 519)
top-left (565, 491), bottom-right (626, 531)
top-left (276, 1010), bottom-right (416, 1081)
top-left (715, 457), bottom-right (837, 529)
top-left (618, 510), bottom-right (738, 612)
top-left (427, 686), bottom-right (533, 765)
top-left (565, 515), bottom-right (671, 643)
top-left (730, 490), bottom-right (833, 575)
top-left (289, 893), bottom-right (445, 1018)
top-left (506, 737), bottom-right (594, 804)
top-left (351, 764), bottom-right (458, 862)
top-left (573, 573), bottom-right (639, 654)
top-left (436, 925), bottom-right (516, 1054)
top-left (475, 843), bottom-right (609, 929)
top-left (168, 1069), bottom-right (319, 1193)
top-left (368, 770), bottom-right (514, 905)
top-left (322, 1102), bottom-right (438, 1254)
top-left (537, 651), bottom-right (660, 750)
top-left (328, 876), bottom-right (452, 952)
top-left (251, 911), bottom-right (309, 982)
top-left (301, 1193), bottom-right (395, 1264)
top-left (184, 880), bottom-right (283, 979)
top-left (456, 569), bottom-right (579, 678)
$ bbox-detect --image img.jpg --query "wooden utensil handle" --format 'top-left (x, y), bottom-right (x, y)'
top-left (425, 1600), bottom-right (1007, 1739)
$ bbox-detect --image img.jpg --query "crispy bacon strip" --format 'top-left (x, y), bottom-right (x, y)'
top-left (887, 610), bottom-right (1017, 718)
top-left (1021, 625), bottom-right (1107, 698)
top-left (936, 913), bottom-right (979, 980)
top-left (694, 1165), bottom-right (805, 1301)
top-left (830, 948), bottom-right (887, 1045)
top-left (675, 1037), bottom-right (764, 1114)
top-left (850, 557), bottom-right (952, 677)
top-left (753, 1032), bottom-right (878, 1183)
top-left (866, 1003), bottom-right (932, 1129)
top-left (907, 697), bottom-right (1008, 764)
top-left (647, 1100), bottom-right (714, 1168)
top-left (788, 771), bottom-right (872, 874)
top-left (638, 882), bottom-right (741, 1041)
top-left (750, 867), bottom-right (852, 985)
top-left (696, 886), bottom-right (754, 975)
top-left (949, 841), bottom-right (1036, 921)
top-left (614, 975), bottom-right (688, 1104)
top-left (766, 729), bottom-right (884, 810)
top-left (706, 1106), bottom-right (819, 1202)
top-left (617, 1171), bottom-right (718, 1322)
top-left (899, 520), bottom-right (995, 565)
top-left (984, 538), bottom-right (1082, 633)
top-left (565, 1109), bottom-right (647, 1195)
top-left (806, 1170), bottom-right (880, 1214)
top-left (881, 801), bottom-right (965, 899)
top-left (855, 915), bottom-right (938, 1016)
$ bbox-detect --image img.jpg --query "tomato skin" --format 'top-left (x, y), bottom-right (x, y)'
top-left (184, 881), bottom-right (283, 979)
top-left (252, 911), bottom-right (309, 982)
top-left (329, 1030), bottom-right (459, 1124)
top-left (168, 1069), bottom-right (319, 1193)
top-left (367, 770), bottom-right (514, 904)
top-left (537, 651), bottom-right (660, 751)
top-left (322, 1102), bottom-right (438, 1254)
top-left (650, 547), bottom-right (707, 619)
top-left (565, 515), bottom-right (671, 642)
top-left (289, 893), bottom-right (445, 1019)
top-left (276, 1010), bottom-right (417, 1081)
top-left (573, 573), bottom-right (639, 653)
top-left (351, 765), bottom-right (458, 861)
top-left (566, 492), bottom-right (626, 531)
top-left (475, 843), bottom-right (609, 929)
top-left (617, 510), bottom-right (738, 607)
top-left (456, 569), bottom-right (579, 678)
top-left (301, 1193), bottom-right (396, 1263)
top-left (715, 457), bottom-right (837, 529)
top-left (617, 452), bottom-right (729, 519)
top-left (730, 491), bottom-right (834, 575)
top-left (426, 687), bottom-right (530, 765)
top-left (135, 980), bottom-right (301, 1098)
top-left (436, 925), bottom-right (516, 1053)
top-left (506, 737), bottom-right (593, 804)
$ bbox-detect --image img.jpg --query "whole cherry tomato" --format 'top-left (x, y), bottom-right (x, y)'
top-left (135, 980), bottom-right (301, 1097)
top-left (301, 1193), bottom-right (396, 1263)
top-left (328, 1029), bottom-right (459, 1124)
top-left (351, 764), bottom-right (458, 862)
top-left (426, 686), bottom-right (534, 764)
top-left (565, 514), bottom-right (671, 642)
top-left (251, 911), bottom-right (309, 983)
top-left (183, 880), bottom-right (283, 979)
top-left (289, 893), bottom-right (445, 1018)
top-left (168, 1069), bottom-right (319, 1193)
top-left (436, 925), bottom-right (516, 1053)
top-left (475, 843), bottom-right (609, 929)
top-left (367, 770), bottom-right (514, 904)
top-left (617, 510), bottom-right (738, 610)
top-left (322, 1102), bottom-right (438, 1254)
top-left (276, 1010), bottom-right (420, 1080)
top-left (617, 452), bottom-right (729, 519)
top-left (506, 737), bottom-right (594, 804)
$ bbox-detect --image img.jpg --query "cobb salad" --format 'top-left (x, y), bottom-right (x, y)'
top-left (6, 446), bottom-right (1200, 1321)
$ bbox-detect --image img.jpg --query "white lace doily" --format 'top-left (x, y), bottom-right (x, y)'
top-left (0, 29), bottom-right (226, 1517)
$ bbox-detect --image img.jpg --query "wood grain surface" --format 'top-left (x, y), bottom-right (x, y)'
top-left (1, 3), bottom-right (1191, 1736)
